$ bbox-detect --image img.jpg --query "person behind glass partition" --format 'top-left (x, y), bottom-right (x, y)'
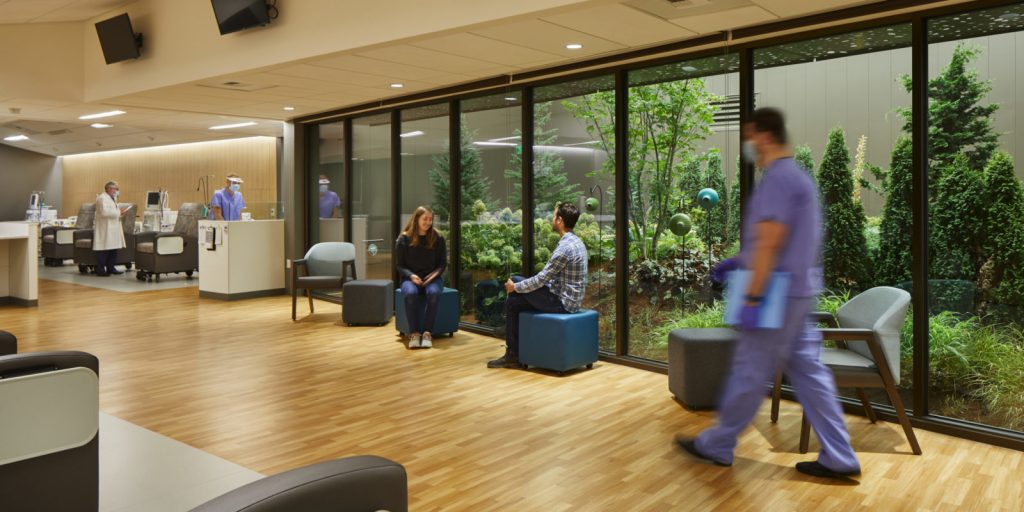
top-left (211, 174), bottom-right (245, 221)
top-left (318, 174), bottom-right (341, 219)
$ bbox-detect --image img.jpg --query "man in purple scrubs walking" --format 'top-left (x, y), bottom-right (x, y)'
top-left (676, 108), bottom-right (861, 480)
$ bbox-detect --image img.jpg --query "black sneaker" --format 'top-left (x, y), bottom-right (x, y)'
top-left (486, 355), bottom-right (522, 369)
top-left (110, 270), bottom-right (124, 275)
top-left (795, 461), bottom-right (861, 479)
top-left (674, 436), bottom-right (732, 467)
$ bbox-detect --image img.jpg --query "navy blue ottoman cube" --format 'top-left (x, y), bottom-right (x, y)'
top-left (394, 287), bottom-right (460, 337)
top-left (519, 309), bottom-right (599, 374)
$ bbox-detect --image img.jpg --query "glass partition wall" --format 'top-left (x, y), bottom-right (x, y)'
top-left (351, 113), bottom-right (393, 281)
top-left (299, 0), bottom-right (1024, 446)
top-left (306, 121), bottom-right (346, 299)
top-left (925, 4), bottom-right (1024, 433)
top-left (533, 77), bottom-right (618, 353)
top-left (625, 55), bottom-right (741, 362)
top-left (457, 93), bottom-right (523, 332)
top-left (754, 25), bottom-right (915, 406)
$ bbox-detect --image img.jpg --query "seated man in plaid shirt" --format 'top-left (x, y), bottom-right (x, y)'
top-left (488, 202), bottom-right (588, 369)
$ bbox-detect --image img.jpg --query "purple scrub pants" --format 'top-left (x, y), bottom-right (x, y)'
top-left (695, 297), bottom-right (860, 472)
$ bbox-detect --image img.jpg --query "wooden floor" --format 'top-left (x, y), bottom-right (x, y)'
top-left (3, 279), bottom-right (1023, 511)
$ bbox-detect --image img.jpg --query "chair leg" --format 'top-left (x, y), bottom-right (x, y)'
top-left (770, 369), bottom-right (783, 423)
top-left (307, 289), bottom-right (314, 315)
top-left (855, 388), bottom-right (878, 423)
top-left (883, 382), bottom-right (922, 455)
top-left (292, 288), bottom-right (297, 320)
top-left (799, 414), bottom-right (811, 454)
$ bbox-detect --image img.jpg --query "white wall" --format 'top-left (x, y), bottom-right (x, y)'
top-left (0, 22), bottom-right (83, 102)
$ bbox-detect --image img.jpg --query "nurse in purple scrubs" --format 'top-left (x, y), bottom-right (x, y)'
top-left (210, 174), bottom-right (245, 221)
top-left (318, 175), bottom-right (341, 218)
top-left (676, 108), bottom-right (861, 480)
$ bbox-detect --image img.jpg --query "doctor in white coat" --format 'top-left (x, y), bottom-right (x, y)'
top-left (93, 180), bottom-right (127, 277)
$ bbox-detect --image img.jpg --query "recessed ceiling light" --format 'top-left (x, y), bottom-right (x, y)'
top-left (209, 121), bottom-right (257, 130)
top-left (90, 123), bottom-right (113, 129)
top-left (504, 97), bottom-right (518, 101)
top-left (390, 83), bottom-right (404, 88)
top-left (681, 65), bottom-right (697, 72)
top-left (78, 110), bottom-right (125, 120)
top-left (283, 106), bottom-right (295, 111)
top-left (4, 134), bottom-right (29, 141)
top-left (566, 43), bottom-right (583, 50)
top-left (399, 130), bottom-right (424, 138)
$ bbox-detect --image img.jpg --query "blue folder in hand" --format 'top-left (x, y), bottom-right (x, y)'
top-left (723, 270), bottom-right (791, 329)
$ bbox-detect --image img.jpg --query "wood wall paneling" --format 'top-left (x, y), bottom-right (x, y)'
top-left (60, 137), bottom-right (279, 220)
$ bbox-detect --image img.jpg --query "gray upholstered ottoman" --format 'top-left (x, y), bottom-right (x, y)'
top-left (668, 328), bottom-right (737, 409)
top-left (342, 279), bottom-right (394, 326)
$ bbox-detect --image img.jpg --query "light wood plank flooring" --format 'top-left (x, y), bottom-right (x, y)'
top-left (2, 279), bottom-right (1022, 511)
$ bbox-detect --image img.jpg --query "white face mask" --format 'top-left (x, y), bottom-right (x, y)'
top-left (319, 184), bottom-right (329, 193)
top-left (741, 140), bottom-right (758, 163)
top-left (230, 184), bottom-right (241, 192)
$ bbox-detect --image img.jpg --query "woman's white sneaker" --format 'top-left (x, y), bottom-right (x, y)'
top-left (421, 332), bottom-right (433, 348)
top-left (407, 333), bottom-right (421, 349)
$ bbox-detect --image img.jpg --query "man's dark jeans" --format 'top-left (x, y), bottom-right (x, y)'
top-left (504, 275), bottom-right (566, 356)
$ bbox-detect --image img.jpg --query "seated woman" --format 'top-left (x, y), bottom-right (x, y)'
top-left (395, 206), bottom-right (447, 349)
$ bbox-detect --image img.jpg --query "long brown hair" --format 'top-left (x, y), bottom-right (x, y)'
top-left (402, 206), bottom-right (438, 248)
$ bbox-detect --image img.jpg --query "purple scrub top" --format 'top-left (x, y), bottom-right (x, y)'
top-left (739, 157), bottom-right (824, 297)
top-left (319, 190), bottom-right (341, 218)
top-left (210, 188), bottom-right (245, 221)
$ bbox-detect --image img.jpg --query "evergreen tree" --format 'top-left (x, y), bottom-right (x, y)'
top-left (900, 43), bottom-right (999, 180)
top-left (794, 144), bottom-right (815, 179)
top-left (979, 152), bottom-right (1024, 320)
top-left (506, 102), bottom-right (581, 212)
top-left (430, 121), bottom-right (494, 221)
top-left (727, 156), bottom-right (741, 244)
top-left (876, 136), bottom-right (914, 285)
top-left (819, 126), bottom-right (871, 291)
top-left (930, 154), bottom-right (986, 281)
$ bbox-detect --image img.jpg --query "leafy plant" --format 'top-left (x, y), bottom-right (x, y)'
top-left (564, 78), bottom-right (721, 260)
top-left (429, 120), bottom-right (495, 221)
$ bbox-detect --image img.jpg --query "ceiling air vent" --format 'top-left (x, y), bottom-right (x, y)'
top-left (196, 80), bottom-right (276, 92)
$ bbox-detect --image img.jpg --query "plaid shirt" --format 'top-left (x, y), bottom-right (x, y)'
top-left (514, 231), bottom-right (588, 312)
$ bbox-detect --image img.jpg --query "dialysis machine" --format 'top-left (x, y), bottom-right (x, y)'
top-left (24, 191), bottom-right (56, 223)
top-left (142, 190), bottom-right (169, 231)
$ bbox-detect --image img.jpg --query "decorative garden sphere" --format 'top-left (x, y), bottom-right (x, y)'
top-left (698, 188), bottom-right (720, 209)
top-left (585, 197), bottom-right (599, 212)
top-left (668, 213), bottom-right (692, 236)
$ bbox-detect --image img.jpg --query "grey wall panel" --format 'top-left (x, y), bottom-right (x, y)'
top-left (0, 144), bottom-right (59, 221)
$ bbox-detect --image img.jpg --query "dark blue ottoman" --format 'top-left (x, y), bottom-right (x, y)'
top-left (519, 310), bottom-right (598, 374)
top-left (394, 287), bottom-right (460, 337)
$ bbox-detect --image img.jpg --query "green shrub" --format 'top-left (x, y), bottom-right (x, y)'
top-left (795, 144), bottom-right (815, 179)
top-left (697, 149), bottom-right (731, 246)
top-left (979, 152), bottom-right (1024, 323)
top-left (651, 302), bottom-right (727, 341)
top-left (930, 154), bottom-right (986, 281)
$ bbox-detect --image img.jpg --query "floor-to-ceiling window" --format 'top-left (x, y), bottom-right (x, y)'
top-left (351, 113), bottom-right (393, 281)
top-left (925, 4), bottom-right (1024, 433)
top-left (754, 25), bottom-right (915, 404)
top-left (532, 76), bottom-right (617, 352)
top-left (400, 103), bottom-right (450, 256)
top-left (308, 121), bottom-right (346, 245)
top-left (458, 92), bottom-right (523, 331)
top-left (625, 54), bottom-right (740, 362)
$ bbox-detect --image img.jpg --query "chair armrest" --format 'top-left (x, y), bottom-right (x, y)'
top-left (819, 327), bottom-right (899, 387)
top-left (810, 311), bottom-right (838, 327)
top-left (292, 258), bottom-right (308, 267)
top-left (135, 231), bottom-right (158, 244)
top-left (189, 455), bottom-right (407, 512)
top-left (41, 226), bottom-right (59, 237)
top-left (0, 330), bottom-right (16, 356)
top-left (72, 229), bottom-right (94, 241)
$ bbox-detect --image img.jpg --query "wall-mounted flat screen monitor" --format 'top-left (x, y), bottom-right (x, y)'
top-left (211, 0), bottom-right (270, 35)
top-left (95, 13), bottom-right (141, 64)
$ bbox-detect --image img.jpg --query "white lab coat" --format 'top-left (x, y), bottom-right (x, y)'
top-left (93, 193), bottom-right (126, 251)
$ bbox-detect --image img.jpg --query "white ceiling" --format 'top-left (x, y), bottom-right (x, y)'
top-left (0, 0), bottom-right (133, 24)
top-left (0, 0), bottom-right (889, 156)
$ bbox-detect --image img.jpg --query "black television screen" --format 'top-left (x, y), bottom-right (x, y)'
top-left (95, 13), bottom-right (140, 64)
top-left (211, 0), bottom-right (270, 35)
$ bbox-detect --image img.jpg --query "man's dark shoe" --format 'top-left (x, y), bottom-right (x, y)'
top-left (674, 436), bottom-right (731, 467)
top-left (795, 461), bottom-right (860, 479)
top-left (486, 355), bottom-right (522, 369)
top-left (110, 270), bottom-right (124, 275)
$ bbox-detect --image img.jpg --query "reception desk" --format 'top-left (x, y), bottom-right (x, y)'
top-left (0, 222), bottom-right (38, 307)
top-left (197, 220), bottom-right (284, 300)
